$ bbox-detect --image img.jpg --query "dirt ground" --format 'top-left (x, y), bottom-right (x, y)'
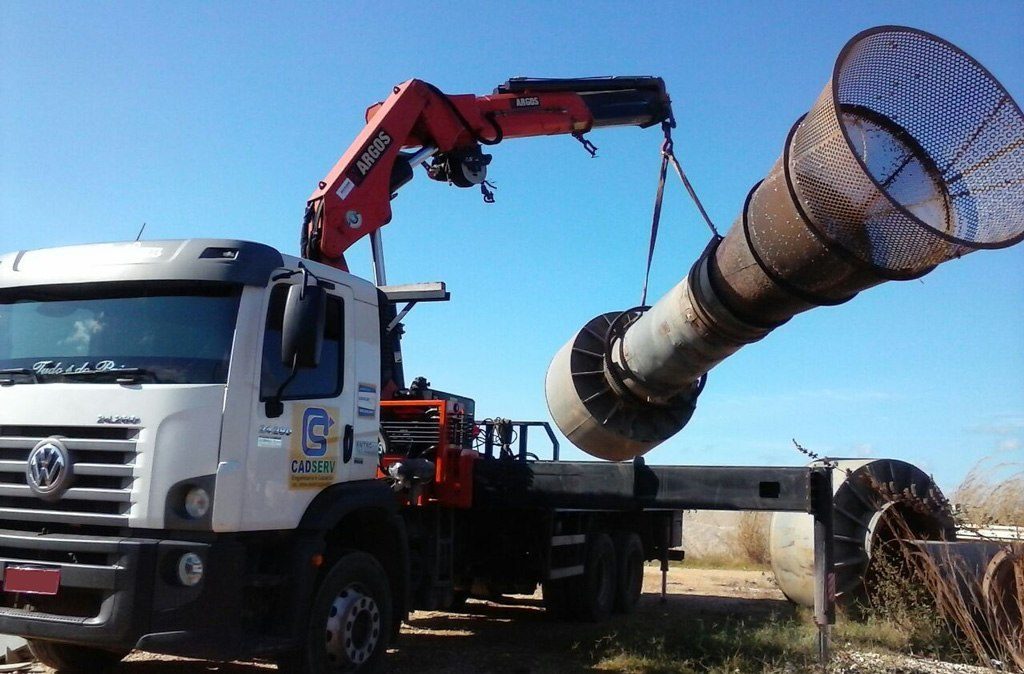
top-left (33, 565), bottom-right (789, 673)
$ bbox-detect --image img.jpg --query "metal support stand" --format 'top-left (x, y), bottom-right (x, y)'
top-left (660, 518), bottom-right (670, 604)
top-left (387, 301), bottom-right (417, 334)
top-left (371, 230), bottom-right (387, 286)
top-left (810, 466), bottom-right (835, 668)
top-left (367, 145), bottom-right (435, 289)
top-left (660, 559), bottom-right (668, 604)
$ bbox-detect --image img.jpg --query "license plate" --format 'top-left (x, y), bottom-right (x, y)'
top-left (3, 566), bottom-right (60, 595)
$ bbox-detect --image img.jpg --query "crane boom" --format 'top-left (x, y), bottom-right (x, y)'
top-left (302, 76), bottom-right (672, 270)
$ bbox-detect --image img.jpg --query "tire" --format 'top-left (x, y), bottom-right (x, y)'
top-left (542, 578), bottom-right (570, 619)
top-left (565, 532), bottom-right (617, 622)
top-left (279, 550), bottom-right (393, 673)
top-left (27, 640), bottom-right (127, 673)
top-left (613, 532), bottom-right (645, 614)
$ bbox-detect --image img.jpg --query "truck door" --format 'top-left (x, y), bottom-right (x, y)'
top-left (244, 278), bottom-right (360, 528)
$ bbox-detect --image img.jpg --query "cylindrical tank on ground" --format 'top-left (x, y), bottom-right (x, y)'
top-left (546, 26), bottom-right (1024, 461)
top-left (982, 543), bottom-right (1023, 643)
top-left (905, 540), bottom-right (1005, 613)
top-left (769, 458), bottom-right (955, 608)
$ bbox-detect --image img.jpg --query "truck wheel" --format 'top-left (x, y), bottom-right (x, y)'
top-left (566, 532), bottom-right (617, 622)
top-left (27, 640), bottom-right (127, 673)
top-left (542, 578), bottom-right (570, 618)
top-left (613, 532), bottom-right (645, 614)
top-left (282, 550), bottom-right (393, 673)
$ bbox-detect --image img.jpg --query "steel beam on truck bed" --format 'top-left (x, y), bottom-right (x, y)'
top-left (473, 459), bottom-right (825, 513)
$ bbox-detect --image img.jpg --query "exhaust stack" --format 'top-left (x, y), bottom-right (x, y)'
top-left (547, 27), bottom-right (1024, 461)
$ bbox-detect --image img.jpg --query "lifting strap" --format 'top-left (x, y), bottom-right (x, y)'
top-left (640, 123), bottom-right (722, 306)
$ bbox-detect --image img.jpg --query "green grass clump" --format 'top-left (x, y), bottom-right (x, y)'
top-left (589, 613), bottom-right (823, 673)
top-left (587, 610), bottom-right (968, 673)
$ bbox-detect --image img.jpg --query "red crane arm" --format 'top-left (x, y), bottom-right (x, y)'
top-left (302, 77), bottom-right (672, 270)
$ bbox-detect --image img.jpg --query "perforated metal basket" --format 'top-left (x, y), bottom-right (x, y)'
top-left (788, 26), bottom-right (1024, 278)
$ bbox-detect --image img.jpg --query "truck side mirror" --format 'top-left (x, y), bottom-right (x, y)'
top-left (281, 283), bottom-right (326, 369)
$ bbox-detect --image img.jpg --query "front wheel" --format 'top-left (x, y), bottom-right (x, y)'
top-left (280, 550), bottom-right (393, 673)
top-left (27, 640), bottom-right (127, 673)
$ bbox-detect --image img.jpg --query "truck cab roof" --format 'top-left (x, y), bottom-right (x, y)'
top-left (0, 239), bottom-right (379, 304)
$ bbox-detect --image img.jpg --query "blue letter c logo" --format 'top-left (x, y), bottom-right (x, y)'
top-left (302, 407), bottom-right (335, 457)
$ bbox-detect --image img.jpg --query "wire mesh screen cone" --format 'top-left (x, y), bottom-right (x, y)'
top-left (789, 26), bottom-right (1024, 277)
top-left (546, 26), bottom-right (1024, 461)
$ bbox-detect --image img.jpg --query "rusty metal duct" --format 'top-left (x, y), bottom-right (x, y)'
top-left (547, 27), bottom-right (1024, 461)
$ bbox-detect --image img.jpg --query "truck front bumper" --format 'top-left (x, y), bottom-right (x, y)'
top-left (0, 529), bottom-right (255, 659)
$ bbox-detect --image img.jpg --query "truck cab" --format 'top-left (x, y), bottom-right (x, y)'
top-left (0, 239), bottom-right (405, 668)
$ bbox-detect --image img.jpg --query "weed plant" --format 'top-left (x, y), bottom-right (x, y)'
top-left (735, 512), bottom-right (771, 568)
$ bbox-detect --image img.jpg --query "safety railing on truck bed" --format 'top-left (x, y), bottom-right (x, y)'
top-left (476, 419), bottom-right (560, 462)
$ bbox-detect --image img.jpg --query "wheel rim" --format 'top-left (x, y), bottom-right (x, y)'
top-left (325, 584), bottom-right (382, 669)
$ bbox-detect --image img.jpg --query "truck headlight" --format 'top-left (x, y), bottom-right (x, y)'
top-left (177, 552), bottom-right (204, 587)
top-left (184, 487), bottom-right (210, 519)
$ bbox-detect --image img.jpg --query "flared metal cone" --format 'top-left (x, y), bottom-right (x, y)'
top-left (547, 26), bottom-right (1024, 461)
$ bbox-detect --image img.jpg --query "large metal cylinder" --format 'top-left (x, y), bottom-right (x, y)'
top-left (547, 26), bottom-right (1024, 460)
top-left (769, 458), bottom-right (955, 608)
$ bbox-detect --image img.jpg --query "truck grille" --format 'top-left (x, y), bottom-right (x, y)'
top-left (381, 420), bottom-right (441, 450)
top-left (0, 426), bottom-right (138, 527)
top-left (381, 413), bottom-right (474, 457)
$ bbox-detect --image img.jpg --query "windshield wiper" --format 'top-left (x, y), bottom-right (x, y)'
top-left (58, 367), bottom-right (158, 383)
top-left (0, 368), bottom-right (41, 385)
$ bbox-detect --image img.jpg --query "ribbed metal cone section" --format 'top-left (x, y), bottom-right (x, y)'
top-left (769, 458), bottom-right (955, 607)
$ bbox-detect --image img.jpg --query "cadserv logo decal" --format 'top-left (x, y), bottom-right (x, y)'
top-left (289, 406), bottom-right (340, 489)
top-left (302, 407), bottom-right (335, 457)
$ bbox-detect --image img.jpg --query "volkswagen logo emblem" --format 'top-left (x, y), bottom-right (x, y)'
top-left (26, 438), bottom-right (73, 501)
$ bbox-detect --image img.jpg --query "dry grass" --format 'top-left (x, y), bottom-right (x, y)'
top-left (868, 537), bottom-right (1024, 671)
top-left (953, 460), bottom-right (1024, 527)
top-left (861, 465), bottom-right (1024, 672)
top-left (676, 554), bottom-right (768, 572)
top-left (735, 511), bottom-right (771, 567)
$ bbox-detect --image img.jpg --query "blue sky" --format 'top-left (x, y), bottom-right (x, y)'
top-left (2, 1), bottom-right (1021, 491)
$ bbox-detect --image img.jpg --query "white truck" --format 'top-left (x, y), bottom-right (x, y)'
top-left (0, 239), bottom-right (830, 672)
top-left (2, 25), bottom-right (1021, 673)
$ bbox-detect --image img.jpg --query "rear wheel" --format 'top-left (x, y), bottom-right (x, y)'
top-left (613, 532), bottom-right (645, 614)
top-left (542, 578), bottom-right (570, 618)
top-left (565, 532), bottom-right (617, 622)
top-left (279, 550), bottom-right (393, 673)
top-left (27, 640), bottom-right (127, 673)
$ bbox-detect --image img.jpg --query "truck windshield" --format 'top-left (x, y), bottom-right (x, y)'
top-left (0, 282), bottom-right (241, 384)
